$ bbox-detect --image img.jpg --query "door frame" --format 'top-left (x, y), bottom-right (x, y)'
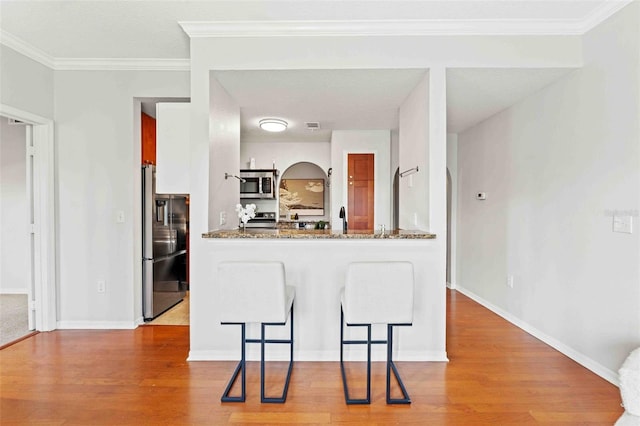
top-left (1, 104), bottom-right (56, 331)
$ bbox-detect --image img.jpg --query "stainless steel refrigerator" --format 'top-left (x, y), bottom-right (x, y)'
top-left (142, 164), bottom-right (188, 320)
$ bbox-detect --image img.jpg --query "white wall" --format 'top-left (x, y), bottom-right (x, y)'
top-left (456, 2), bottom-right (640, 381)
top-left (194, 238), bottom-right (447, 362)
top-left (241, 141), bottom-right (331, 220)
top-left (446, 133), bottom-right (458, 288)
top-left (399, 73), bottom-right (429, 230)
top-left (208, 75), bottom-right (240, 231)
top-left (1, 11), bottom-right (594, 338)
top-left (391, 129), bottom-right (399, 178)
top-left (0, 119), bottom-right (28, 294)
top-left (391, 129), bottom-right (400, 227)
top-left (188, 35), bottom-right (582, 71)
top-left (54, 70), bottom-right (190, 328)
top-left (0, 45), bottom-right (54, 119)
top-left (330, 130), bottom-right (391, 231)
top-left (241, 141), bottom-right (330, 173)
top-left (187, 29), bottom-right (585, 361)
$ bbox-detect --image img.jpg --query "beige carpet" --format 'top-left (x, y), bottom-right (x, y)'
top-left (148, 292), bottom-right (189, 325)
top-left (0, 294), bottom-right (31, 346)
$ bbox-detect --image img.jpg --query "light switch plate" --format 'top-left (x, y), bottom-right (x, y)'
top-left (613, 216), bottom-right (632, 234)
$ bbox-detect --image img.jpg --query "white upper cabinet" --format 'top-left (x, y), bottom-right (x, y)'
top-left (156, 103), bottom-right (190, 194)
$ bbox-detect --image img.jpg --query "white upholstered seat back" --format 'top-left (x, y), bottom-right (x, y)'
top-left (342, 261), bottom-right (414, 325)
top-left (619, 347), bottom-right (640, 417)
top-left (218, 261), bottom-right (294, 323)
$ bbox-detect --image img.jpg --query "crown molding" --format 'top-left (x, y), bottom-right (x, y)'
top-left (54, 58), bottom-right (190, 71)
top-left (579, 0), bottom-right (633, 33)
top-left (1, 30), bottom-right (189, 71)
top-left (180, 2), bottom-right (634, 38)
top-left (178, 9), bottom-right (633, 38)
top-left (0, 30), bottom-right (55, 68)
top-left (179, 19), bottom-right (589, 37)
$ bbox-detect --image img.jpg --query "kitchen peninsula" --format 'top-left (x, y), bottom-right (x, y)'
top-left (203, 228), bottom-right (436, 239)
top-left (189, 228), bottom-right (447, 363)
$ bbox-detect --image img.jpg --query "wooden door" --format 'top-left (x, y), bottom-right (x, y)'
top-left (347, 153), bottom-right (374, 230)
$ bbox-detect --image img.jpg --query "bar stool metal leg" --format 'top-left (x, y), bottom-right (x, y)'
top-left (340, 307), bottom-right (373, 404)
top-left (258, 302), bottom-right (295, 403)
top-left (386, 324), bottom-right (411, 404)
top-left (221, 305), bottom-right (294, 403)
top-left (221, 323), bottom-right (246, 402)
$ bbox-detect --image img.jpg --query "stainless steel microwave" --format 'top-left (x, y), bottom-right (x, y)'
top-left (239, 170), bottom-right (275, 199)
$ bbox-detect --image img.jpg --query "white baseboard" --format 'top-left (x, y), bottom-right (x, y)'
top-left (455, 286), bottom-right (619, 386)
top-left (188, 349), bottom-right (448, 362)
top-left (446, 281), bottom-right (456, 290)
top-left (56, 320), bottom-right (138, 330)
top-left (0, 289), bottom-right (29, 295)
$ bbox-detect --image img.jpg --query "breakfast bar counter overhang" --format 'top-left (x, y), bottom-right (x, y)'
top-left (188, 229), bottom-right (447, 362)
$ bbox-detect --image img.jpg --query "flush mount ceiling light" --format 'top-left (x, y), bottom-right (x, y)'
top-left (259, 118), bottom-right (288, 132)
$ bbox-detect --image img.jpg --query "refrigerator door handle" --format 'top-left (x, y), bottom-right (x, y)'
top-left (155, 200), bottom-right (165, 223)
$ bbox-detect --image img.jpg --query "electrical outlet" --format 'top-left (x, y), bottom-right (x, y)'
top-left (613, 216), bottom-right (632, 234)
top-left (219, 211), bottom-right (227, 226)
top-left (97, 280), bottom-right (106, 293)
top-left (507, 275), bottom-right (514, 288)
top-left (115, 210), bottom-right (125, 223)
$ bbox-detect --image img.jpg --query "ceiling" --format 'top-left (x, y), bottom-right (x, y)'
top-left (214, 69), bottom-right (428, 142)
top-left (212, 67), bottom-right (576, 140)
top-left (0, 1), bottom-right (629, 60)
top-left (0, 1), bottom-right (628, 136)
top-left (447, 68), bottom-right (576, 133)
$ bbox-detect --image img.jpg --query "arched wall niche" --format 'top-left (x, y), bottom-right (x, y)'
top-left (279, 161), bottom-right (330, 223)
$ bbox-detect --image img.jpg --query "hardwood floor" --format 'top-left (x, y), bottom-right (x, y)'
top-left (0, 290), bottom-right (623, 425)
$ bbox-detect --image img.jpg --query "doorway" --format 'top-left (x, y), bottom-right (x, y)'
top-left (0, 116), bottom-right (33, 346)
top-left (0, 104), bottom-right (56, 334)
top-left (347, 153), bottom-right (374, 230)
top-left (139, 99), bottom-right (190, 326)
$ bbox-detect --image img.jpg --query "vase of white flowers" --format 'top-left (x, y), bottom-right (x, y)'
top-left (235, 203), bottom-right (256, 231)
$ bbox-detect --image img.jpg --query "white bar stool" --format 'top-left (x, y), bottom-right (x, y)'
top-left (218, 261), bottom-right (295, 403)
top-left (340, 261), bottom-right (414, 404)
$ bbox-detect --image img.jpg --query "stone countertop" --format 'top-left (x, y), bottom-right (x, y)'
top-left (202, 228), bottom-right (436, 239)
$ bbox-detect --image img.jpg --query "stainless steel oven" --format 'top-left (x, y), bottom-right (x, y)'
top-left (240, 170), bottom-right (275, 199)
top-left (245, 211), bottom-right (277, 228)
